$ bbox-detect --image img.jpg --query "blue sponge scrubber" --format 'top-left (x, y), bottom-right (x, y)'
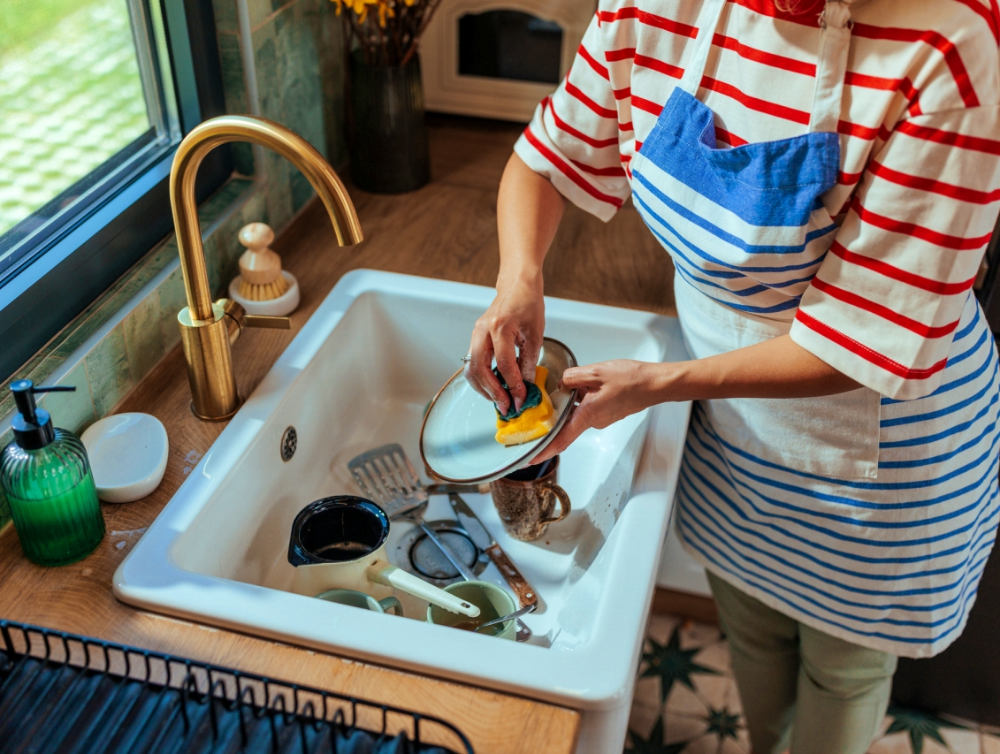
top-left (493, 367), bottom-right (542, 422)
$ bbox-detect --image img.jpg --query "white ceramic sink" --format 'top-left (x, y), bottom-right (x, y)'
top-left (114, 270), bottom-right (690, 753)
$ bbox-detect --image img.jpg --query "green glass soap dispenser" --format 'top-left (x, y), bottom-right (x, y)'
top-left (0, 381), bottom-right (105, 566)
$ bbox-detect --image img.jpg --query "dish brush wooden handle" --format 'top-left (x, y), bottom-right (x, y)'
top-left (238, 222), bottom-right (283, 285)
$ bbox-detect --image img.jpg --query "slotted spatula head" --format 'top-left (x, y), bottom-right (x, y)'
top-left (348, 444), bottom-right (428, 519)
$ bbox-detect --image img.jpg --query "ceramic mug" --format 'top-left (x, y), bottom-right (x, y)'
top-left (490, 456), bottom-right (571, 541)
top-left (315, 588), bottom-right (404, 616)
top-left (426, 581), bottom-right (517, 640)
top-left (287, 496), bottom-right (479, 618)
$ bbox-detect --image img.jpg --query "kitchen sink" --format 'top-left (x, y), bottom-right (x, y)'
top-left (114, 270), bottom-right (690, 753)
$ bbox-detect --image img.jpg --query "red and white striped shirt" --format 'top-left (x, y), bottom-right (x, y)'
top-left (514, 0), bottom-right (1000, 399)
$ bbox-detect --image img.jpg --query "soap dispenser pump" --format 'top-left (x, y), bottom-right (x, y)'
top-left (0, 380), bottom-right (105, 566)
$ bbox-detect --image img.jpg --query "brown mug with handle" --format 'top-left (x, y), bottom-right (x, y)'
top-left (490, 456), bottom-right (571, 541)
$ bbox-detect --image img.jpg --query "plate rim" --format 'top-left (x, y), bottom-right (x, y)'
top-left (418, 337), bottom-right (579, 484)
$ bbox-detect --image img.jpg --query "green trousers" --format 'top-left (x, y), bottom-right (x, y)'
top-left (708, 573), bottom-right (898, 754)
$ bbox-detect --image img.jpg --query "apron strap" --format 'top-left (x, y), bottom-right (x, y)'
top-left (678, 0), bottom-right (853, 136)
top-left (678, 0), bottom-right (728, 95)
top-left (808, 1), bottom-right (853, 133)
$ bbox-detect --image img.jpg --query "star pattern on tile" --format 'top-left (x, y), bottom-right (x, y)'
top-left (705, 706), bottom-right (742, 742)
top-left (641, 624), bottom-right (720, 703)
top-left (884, 705), bottom-right (967, 754)
top-left (625, 717), bottom-right (689, 754)
top-left (632, 614), bottom-right (999, 754)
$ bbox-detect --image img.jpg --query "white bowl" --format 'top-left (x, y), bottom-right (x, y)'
top-left (228, 271), bottom-right (300, 317)
top-left (81, 413), bottom-right (169, 503)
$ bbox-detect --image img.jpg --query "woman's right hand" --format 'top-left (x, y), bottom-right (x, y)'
top-left (466, 152), bottom-right (565, 415)
top-left (465, 276), bottom-right (545, 417)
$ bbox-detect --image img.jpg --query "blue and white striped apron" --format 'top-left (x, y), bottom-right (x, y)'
top-left (630, 0), bottom-right (1000, 657)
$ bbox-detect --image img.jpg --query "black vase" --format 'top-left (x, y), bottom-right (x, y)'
top-left (348, 50), bottom-right (431, 194)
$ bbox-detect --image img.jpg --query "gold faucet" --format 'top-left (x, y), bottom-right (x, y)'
top-left (170, 115), bottom-right (363, 421)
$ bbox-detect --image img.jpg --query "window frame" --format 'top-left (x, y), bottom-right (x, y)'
top-left (0, 0), bottom-right (233, 380)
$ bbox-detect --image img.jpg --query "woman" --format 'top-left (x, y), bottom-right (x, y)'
top-left (464, 0), bottom-right (1000, 752)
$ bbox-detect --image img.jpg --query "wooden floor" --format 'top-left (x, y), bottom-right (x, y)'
top-left (0, 114), bottom-right (676, 754)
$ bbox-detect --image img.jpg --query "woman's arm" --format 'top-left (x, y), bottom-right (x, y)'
top-left (533, 334), bottom-right (859, 462)
top-left (466, 153), bottom-right (565, 415)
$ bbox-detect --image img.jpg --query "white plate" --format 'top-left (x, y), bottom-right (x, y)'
top-left (81, 413), bottom-right (169, 503)
top-left (419, 338), bottom-right (577, 483)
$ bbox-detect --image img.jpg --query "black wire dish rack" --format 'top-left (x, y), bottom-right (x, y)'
top-left (0, 619), bottom-right (474, 754)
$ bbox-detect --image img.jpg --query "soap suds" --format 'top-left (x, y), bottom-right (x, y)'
top-left (183, 449), bottom-right (203, 475)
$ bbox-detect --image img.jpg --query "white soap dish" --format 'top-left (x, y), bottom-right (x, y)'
top-left (81, 413), bottom-right (169, 503)
top-left (228, 271), bottom-right (300, 316)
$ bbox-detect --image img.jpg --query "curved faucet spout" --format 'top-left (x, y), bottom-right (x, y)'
top-left (169, 115), bottom-right (363, 420)
top-left (170, 114), bottom-right (363, 322)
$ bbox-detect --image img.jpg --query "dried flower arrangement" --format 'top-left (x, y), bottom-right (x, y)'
top-left (331, 0), bottom-right (443, 67)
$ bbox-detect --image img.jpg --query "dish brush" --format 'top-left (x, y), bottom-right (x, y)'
top-left (237, 223), bottom-right (289, 301)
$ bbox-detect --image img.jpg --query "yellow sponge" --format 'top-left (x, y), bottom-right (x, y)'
top-left (495, 366), bottom-right (556, 446)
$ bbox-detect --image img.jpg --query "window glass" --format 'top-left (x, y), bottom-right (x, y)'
top-left (0, 0), bottom-right (153, 259)
top-left (458, 11), bottom-right (563, 85)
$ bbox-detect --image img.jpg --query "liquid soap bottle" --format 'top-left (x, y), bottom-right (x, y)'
top-left (0, 380), bottom-right (105, 566)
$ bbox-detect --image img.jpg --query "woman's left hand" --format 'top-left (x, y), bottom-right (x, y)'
top-left (533, 360), bottom-right (663, 463)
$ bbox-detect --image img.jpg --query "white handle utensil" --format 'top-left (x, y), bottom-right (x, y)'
top-left (376, 566), bottom-right (480, 617)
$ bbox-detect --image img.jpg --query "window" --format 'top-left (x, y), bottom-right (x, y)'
top-left (0, 0), bottom-right (232, 379)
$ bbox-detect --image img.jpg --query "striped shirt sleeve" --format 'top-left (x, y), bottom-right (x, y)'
top-left (513, 14), bottom-right (631, 222)
top-left (791, 105), bottom-right (1000, 401)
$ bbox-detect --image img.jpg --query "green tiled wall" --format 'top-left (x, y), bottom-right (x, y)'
top-left (0, 0), bottom-right (347, 529)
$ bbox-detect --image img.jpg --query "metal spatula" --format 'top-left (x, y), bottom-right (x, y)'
top-left (349, 444), bottom-right (476, 584)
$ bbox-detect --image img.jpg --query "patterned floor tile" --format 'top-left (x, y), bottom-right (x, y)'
top-left (634, 674), bottom-right (663, 711)
top-left (694, 640), bottom-right (732, 675)
top-left (675, 734), bottom-right (721, 754)
top-left (868, 732), bottom-right (917, 754)
top-left (689, 670), bottom-right (735, 712)
top-left (647, 613), bottom-right (682, 645)
top-left (939, 727), bottom-right (984, 754)
top-left (665, 680), bottom-right (709, 718)
top-left (641, 622), bottom-right (721, 706)
top-left (679, 619), bottom-right (722, 651)
top-left (882, 705), bottom-right (977, 754)
top-left (663, 712), bottom-right (709, 746)
top-left (724, 678), bottom-right (743, 717)
top-left (630, 610), bottom-right (992, 754)
top-left (629, 701), bottom-right (662, 742)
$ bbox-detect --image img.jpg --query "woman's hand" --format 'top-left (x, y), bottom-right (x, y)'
top-left (532, 335), bottom-right (859, 463)
top-left (466, 153), bottom-right (565, 415)
top-left (466, 278), bottom-right (545, 416)
top-left (533, 360), bottom-right (663, 463)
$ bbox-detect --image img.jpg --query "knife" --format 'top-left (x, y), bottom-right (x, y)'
top-left (448, 493), bottom-right (539, 608)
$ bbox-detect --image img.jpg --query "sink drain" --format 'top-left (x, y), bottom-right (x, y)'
top-left (411, 530), bottom-right (478, 580)
top-left (394, 520), bottom-right (486, 583)
top-left (280, 427), bottom-right (297, 462)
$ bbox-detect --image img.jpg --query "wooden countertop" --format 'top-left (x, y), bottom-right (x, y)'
top-left (0, 115), bottom-right (675, 754)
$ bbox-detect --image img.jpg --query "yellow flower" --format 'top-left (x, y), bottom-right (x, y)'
top-left (331, 0), bottom-right (404, 25)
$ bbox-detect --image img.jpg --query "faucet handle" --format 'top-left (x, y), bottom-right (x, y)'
top-left (244, 314), bottom-right (291, 329)
top-left (219, 298), bottom-right (291, 346)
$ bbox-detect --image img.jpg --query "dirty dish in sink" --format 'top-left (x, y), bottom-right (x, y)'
top-left (426, 581), bottom-right (518, 640)
top-left (419, 338), bottom-right (578, 484)
top-left (287, 496), bottom-right (480, 618)
top-left (314, 588), bottom-right (404, 616)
